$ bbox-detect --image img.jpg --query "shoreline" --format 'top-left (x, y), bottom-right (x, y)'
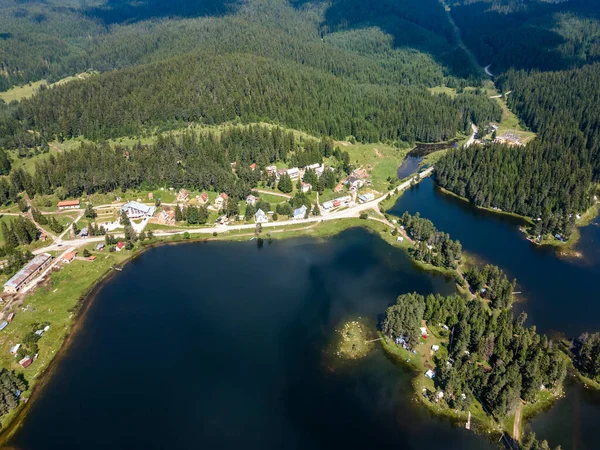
top-left (435, 183), bottom-right (600, 249)
top-left (0, 190), bottom-right (588, 443)
top-left (0, 217), bottom-right (442, 439)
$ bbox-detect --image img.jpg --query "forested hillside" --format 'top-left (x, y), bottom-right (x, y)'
top-left (3, 125), bottom-right (340, 204)
top-left (6, 50), bottom-right (499, 144)
top-left (448, 0), bottom-right (600, 72)
top-left (498, 65), bottom-right (600, 179)
top-left (436, 142), bottom-right (593, 235)
top-left (435, 0), bottom-right (600, 236)
top-left (0, 0), bottom-right (479, 91)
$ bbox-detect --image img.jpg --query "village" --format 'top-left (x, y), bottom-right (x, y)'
top-left (0, 149), bottom-right (434, 374)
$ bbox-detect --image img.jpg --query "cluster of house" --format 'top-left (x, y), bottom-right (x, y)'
top-left (174, 189), bottom-right (231, 210)
top-left (0, 312), bottom-right (15, 332)
top-left (9, 325), bottom-right (49, 368)
top-left (265, 163), bottom-right (327, 182)
top-left (322, 195), bottom-right (352, 210)
top-left (345, 169), bottom-right (370, 191)
top-left (3, 253), bottom-right (53, 293)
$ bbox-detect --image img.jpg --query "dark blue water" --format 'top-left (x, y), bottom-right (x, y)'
top-left (389, 177), bottom-right (600, 337)
top-left (7, 229), bottom-right (496, 450)
top-left (389, 177), bottom-right (600, 449)
top-left (527, 378), bottom-right (600, 450)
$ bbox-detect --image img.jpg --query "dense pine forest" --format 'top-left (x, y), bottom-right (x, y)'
top-left (435, 142), bottom-right (594, 237)
top-left (7, 52), bottom-right (488, 144)
top-left (383, 291), bottom-right (567, 418)
top-left (435, 0), bottom-right (600, 235)
top-left (0, 0), bottom-right (479, 91)
top-left (4, 126), bottom-right (340, 203)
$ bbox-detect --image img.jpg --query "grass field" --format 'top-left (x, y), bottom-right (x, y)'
top-left (333, 142), bottom-right (408, 193)
top-left (8, 146), bottom-right (64, 174)
top-left (0, 80), bottom-right (47, 103)
top-left (482, 81), bottom-right (536, 144)
top-left (0, 73), bottom-right (92, 104)
top-left (0, 246), bottom-right (131, 430)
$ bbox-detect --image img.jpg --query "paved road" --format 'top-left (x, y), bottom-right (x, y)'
top-left (35, 167), bottom-right (433, 254)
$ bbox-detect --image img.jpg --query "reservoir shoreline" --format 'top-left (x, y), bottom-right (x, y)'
top-left (1, 175), bottom-right (596, 446)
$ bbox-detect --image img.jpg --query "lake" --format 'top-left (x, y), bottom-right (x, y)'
top-left (389, 176), bottom-right (600, 448)
top-left (389, 177), bottom-right (600, 336)
top-left (7, 229), bottom-right (496, 450)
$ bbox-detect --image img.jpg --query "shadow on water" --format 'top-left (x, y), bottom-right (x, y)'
top-left (7, 228), bottom-right (496, 450)
top-left (397, 142), bottom-right (458, 180)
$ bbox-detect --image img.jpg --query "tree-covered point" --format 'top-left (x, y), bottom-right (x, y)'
top-left (572, 332), bottom-right (600, 384)
top-left (383, 292), bottom-right (567, 418)
top-left (435, 142), bottom-right (594, 236)
top-left (464, 264), bottom-right (516, 309)
top-left (398, 212), bottom-right (462, 269)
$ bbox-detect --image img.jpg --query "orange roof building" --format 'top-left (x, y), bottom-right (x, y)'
top-left (57, 200), bottom-right (81, 209)
top-left (61, 251), bottom-right (77, 263)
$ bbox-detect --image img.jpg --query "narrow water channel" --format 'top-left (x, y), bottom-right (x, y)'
top-left (389, 177), bottom-right (600, 336)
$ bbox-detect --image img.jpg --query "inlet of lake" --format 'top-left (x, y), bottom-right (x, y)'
top-left (7, 177), bottom-right (600, 449)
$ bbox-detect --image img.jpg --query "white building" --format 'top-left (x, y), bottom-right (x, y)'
top-left (301, 182), bottom-right (312, 193)
top-left (246, 195), bottom-right (258, 206)
top-left (358, 193), bottom-right (375, 203)
top-left (287, 167), bottom-right (300, 180)
top-left (120, 201), bottom-right (156, 219)
top-left (293, 205), bottom-right (308, 220)
top-left (255, 209), bottom-right (269, 224)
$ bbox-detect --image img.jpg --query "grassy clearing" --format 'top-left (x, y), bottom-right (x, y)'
top-left (336, 320), bottom-right (373, 359)
top-left (337, 142), bottom-right (408, 193)
top-left (0, 73), bottom-right (92, 104)
top-left (428, 85), bottom-right (459, 97)
top-left (0, 81), bottom-right (47, 103)
top-left (0, 247), bottom-right (131, 430)
top-left (482, 81), bottom-right (536, 144)
top-left (9, 147), bottom-right (63, 174)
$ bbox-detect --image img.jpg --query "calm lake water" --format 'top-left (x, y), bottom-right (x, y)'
top-left (389, 176), bottom-right (600, 448)
top-left (7, 229), bottom-right (496, 450)
top-left (389, 177), bottom-right (600, 336)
